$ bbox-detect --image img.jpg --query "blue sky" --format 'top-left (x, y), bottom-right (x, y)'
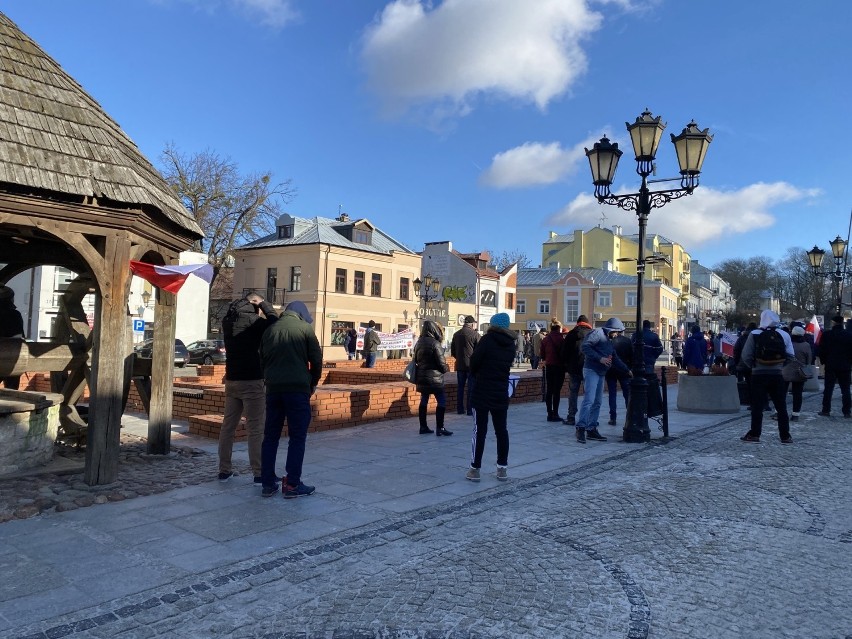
top-left (5, 0), bottom-right (852, 269)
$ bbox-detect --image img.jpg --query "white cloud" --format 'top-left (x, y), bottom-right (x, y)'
top-left (545, 182), bottom-right (820, 245)
top-left (479, 137), bottom-right (598, 188)
top-left (360, 0), bottom-right (603, 119)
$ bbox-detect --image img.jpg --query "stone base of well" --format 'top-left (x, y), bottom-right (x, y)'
top-left (0, 389), bottom-right (62, 476)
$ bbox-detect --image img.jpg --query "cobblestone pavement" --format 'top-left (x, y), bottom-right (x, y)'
top-left (3, 394), bottom-right (852, 638)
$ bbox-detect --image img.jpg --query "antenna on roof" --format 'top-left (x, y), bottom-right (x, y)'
top-left (598, 210), bottom-right (608, 228)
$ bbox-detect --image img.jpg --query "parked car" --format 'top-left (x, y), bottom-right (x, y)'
top-left (134, 338), bottom-right (190, 368)
top-left (186, 339), bottom-right (226, 365)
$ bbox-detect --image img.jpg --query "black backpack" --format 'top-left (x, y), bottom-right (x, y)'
top-left (754, 327), bottom-right (786, 365)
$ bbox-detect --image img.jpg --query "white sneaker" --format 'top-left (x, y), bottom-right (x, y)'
top-left (465, 467), bottom-right (480, 482)
top-left (496, 466), bottom-right (508, 481)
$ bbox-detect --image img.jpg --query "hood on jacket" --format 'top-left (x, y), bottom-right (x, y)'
top-left (422, 320), bottom-right (444, 342)
top-left (759, 309), bottom-right (780, 329)
top-left (285, 300), bottom-right (313, 324)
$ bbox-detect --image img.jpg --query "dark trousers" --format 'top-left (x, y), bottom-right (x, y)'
top-left (470, 406), bottom-right (509, 468)
top-left (544, 365), bottom-right (565, 417)
top-left (606, 372), bottom-right (630, 420)
top-left (419, 388), bottom-right (446, 408)
top-left (748, 373), bottom-right (789, 438)
top-left (822, 367), bottom-right (852, 415)
top-left (787, 380), bottom-right (805, 413)
top-left (541, 366), bottom-right (547, 402)
top-left (567, 372), bottom-right (583, 419)
top-left (261, 391), bottom-right (312, 488)
top-left (456, 371), bottom-right (474, 414)
top-left (530, 355), bottom-right (541, 370)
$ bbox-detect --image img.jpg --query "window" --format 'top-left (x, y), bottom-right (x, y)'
top-left (354, 271), bottom-right (365, 295)
top-left (626, 291), bottom-right (637, 307)
top-left (566, 299), bottom-right (579, 322)
top-left (516, 299), bottom-right (526, 314)
top-left (354, 229), bottom-right (371, 244)
top-left (331, 320), bottom-right (354, 346)
top-left (335, 268), bottom-right (346, 293)
top-left (290, 266), bottom-right (301, 292)
top-left (399, 277), bottom-right (410, 300)
top-left (277, 224), bottom-right (293, 239)
top-left (371, 273), bottom-right (382, 297)
top-left (538, 299), bottom-right (550, 314)
top-left (266, 267), bottom-right (277, 302)
top-left (506, 292), bottom-right (514, 310)
top-left (597, 291), bottom-right (612, 307)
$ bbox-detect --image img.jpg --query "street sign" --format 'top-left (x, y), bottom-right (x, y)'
top-left (132, 319), bottom-right (145, 333)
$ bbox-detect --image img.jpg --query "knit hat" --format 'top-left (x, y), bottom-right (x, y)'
top-left (464, 315), bottom-right (476, 325)
top-left (603, 317), bottom-right (625, 333)
top-left (285, 300), bottom-right (313, 324)
top-left (792, 325), bottom-right (806, 336)
top-left (0, 286), bottom-right (12, 301)
top-left (489, 312), bottom-right (510, 329)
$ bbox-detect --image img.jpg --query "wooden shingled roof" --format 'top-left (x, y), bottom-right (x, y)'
top-left (0, 12), bottom-right (202, 238)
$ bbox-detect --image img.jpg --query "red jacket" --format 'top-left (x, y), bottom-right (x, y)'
top-left (540, 330), bottom-right (566, 367)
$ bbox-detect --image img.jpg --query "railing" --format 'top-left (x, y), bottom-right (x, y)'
top-left (241, 288), bottom-right (287, 306)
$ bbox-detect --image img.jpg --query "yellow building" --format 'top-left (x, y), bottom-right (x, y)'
top-left (515, 267), bottom-right (680, 338)
top-left (232, 213), bottom-right (421, 356)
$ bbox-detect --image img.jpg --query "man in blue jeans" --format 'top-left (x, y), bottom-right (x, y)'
top-left (259, 301), bottom-right (323, 498)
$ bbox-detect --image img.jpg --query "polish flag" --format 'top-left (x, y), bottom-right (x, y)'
top-left (720, 331), bottom-right (738, 357)
top-left (129, 261), bottom-right (214, 294)
top-left (806, 314), bottom-right (821, 345)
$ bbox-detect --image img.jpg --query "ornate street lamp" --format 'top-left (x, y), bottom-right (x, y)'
top-left (807, 235), bottom-right (850, 314)
top-left (585, 109), bottom-right (712, 443)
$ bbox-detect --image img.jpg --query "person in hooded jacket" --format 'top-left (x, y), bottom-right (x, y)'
top-left (606, 329), bottom-right (632, 426)
top-left (682, 325), bottom-right (708, 375)
top-left (560, 315), bottom-right (593, 425)
top-left (450, 315), bottom-right (479, 415)
top-left (465, 312), bottom-right (516, 482)
top-left (219, 293), bottom-right (278, 483)
top-left (575, 318), bottom-right (631, 443)
top-left (414, 320), bottom-right (452, 436)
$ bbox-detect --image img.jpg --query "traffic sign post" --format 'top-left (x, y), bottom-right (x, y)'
top-left (132, 319), bottom-right (145, 334)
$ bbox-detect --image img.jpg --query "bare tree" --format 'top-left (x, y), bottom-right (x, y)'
top-left (714, 256), bottom-right (778, 311)
top-left (486, 249), bottom-right (532, 272)
top-left (160, 143), bottom-right (296, 286)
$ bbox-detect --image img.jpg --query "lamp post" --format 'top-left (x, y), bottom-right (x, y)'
top-left (807, 235), bottom-right (850, 314)
top-left (586, 109), bottom-right (712, 443)
top-left (413, 274), bottom-right (441, 327)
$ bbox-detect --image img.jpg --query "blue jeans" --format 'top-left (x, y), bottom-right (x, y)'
top-left (261, 391), bottom-right (312, 488)
top-left (576, 368), bottom-right (606, 431)
top-left (456, 371), bottom-right (474, 414)
top-left (606, 372), bottom-right (630, 420)
top-left (365, 352), bottom-right (377, 368)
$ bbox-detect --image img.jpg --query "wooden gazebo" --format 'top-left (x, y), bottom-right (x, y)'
top-left (0, 13), bottom-right (203, 484)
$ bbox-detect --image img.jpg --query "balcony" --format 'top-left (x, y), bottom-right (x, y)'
top-left (242, 287), bottom-right (287, 306)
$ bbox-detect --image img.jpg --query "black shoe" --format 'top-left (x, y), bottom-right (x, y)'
top-left (563, 416), bottom-right (576, 425)
top-left (419, 426), bottom-right (434, 434)
top-left (436, 427), bottom-right (453, 436)
top-left (607, 419), bottom-right (617, 426)
top-left (818, 411), bottom-right (831, 417)
top-left (740, 433), bottom-right (760, 443)
top-left (254, 475), bottom-right (280, 484)
top-left (845, 414), bottom-right (852, 419)
top-left (576, 428), bottom-right (586, 444)
top-left (586, 429), bottom-right (607, 441)
top-left (457, 410), bottom-right (465, 415)
top-left (546, 415), bottom-right (562, 422)
top-left (780, 435), bottom-right (794, 444)
top-left (261, 484), bottom-right (279, 498)
top-left (218, 472), bottom-right (234, 482)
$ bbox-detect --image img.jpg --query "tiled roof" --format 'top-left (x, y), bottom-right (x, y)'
top-left (241, 216), bottom-right (416, 255)
top-left (518, 266), bottom-right (644, 287)
top-left (0, 13), bottom-right (202, 237)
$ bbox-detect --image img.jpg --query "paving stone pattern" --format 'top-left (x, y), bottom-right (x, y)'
top-left (4, 396), bottom-right (852, 639)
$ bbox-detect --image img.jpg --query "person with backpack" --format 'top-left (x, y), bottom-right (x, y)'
top-left (817, 315), bottom-right (852, 418)
top-left (740, 310), bottom-right (794, 444)
top-left (560, 315), bottom-right (594, 425)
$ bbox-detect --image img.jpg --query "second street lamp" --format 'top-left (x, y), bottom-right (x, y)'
top-left (586, 109), bottom-right (712, 443)
top-left (807, 235), bottom-right (850, 314)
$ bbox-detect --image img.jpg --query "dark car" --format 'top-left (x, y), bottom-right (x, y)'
top-left (186, 339), bottom-right (226, 365)
top-left (134, 338), bottom-right (190, 368)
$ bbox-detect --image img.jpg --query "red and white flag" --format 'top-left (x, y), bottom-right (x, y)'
top-left (720, 331), bottom-right (738, 357)
top-left (129, 261), bottom-right (214, 294)
top-left (806, 314), bottom-right (821, 345)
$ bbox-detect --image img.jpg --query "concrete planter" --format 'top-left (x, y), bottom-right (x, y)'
top-left (676, 373), bottom-right (740, 414)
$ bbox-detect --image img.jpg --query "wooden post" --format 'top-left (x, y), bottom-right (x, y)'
top-left (147, 287), bottom-right (176, 454)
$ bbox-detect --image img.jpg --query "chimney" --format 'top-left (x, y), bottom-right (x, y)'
top-left (612, 225), bottom-right (622, 236)
top-left (337, 212), bottom-right (350, 222)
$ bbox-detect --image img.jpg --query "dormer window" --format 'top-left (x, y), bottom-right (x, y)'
top-left (278, 224), bottom-right (294, 239)
top-left (354, 229), bottom-right (371, 245)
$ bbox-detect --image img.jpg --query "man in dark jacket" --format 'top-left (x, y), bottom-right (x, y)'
top-left (632, 319), bottom-right (664, 373)
top-left (450, 315), bottom-right (479, 415)
top-left (606, 331), bottom-right (632, 426)
top-left (259, 301), bottom-right (323, 498)
top-left (219, 293), bottom-right (278, 483)
top-left (0, 285), bottom-right (25, 390)
top-left (362, 320), bottom-right (381, 367)
top-left (560, 315), bottom-right (593, 425)
top-left (818, 315), bottom-right (852, 417)
top-left (466, 312), bottom-right (515, 482)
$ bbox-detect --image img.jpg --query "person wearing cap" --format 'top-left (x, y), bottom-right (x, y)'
top-left (575, 318), bottom-right (631, 443)
top-left (788, 324), bottom-right (813, 421)
top-left (362, 320), bottom-right (381, 368)
top-left (218, 293), bottom-right (279, 483)
top-left (259, 300), bottom-right (323, 498)
top-left (817, 314), bottom-right (852, 418)
top-left (466, 312), bottom-right (515, 482)
top-left (540, 319), bottom-right (566, 422)
top-left (0, 285), bottom-right (25, 390)
top-left (450, 315), bottom-right (479, 415)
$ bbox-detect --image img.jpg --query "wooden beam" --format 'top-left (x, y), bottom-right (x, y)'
top-left (147, 287), bottom-right (177, 454)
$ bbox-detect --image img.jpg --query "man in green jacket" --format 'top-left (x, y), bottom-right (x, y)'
top-left (259, 301), bottom-right (323, 498)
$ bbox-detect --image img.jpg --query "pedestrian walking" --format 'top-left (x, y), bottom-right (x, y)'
top-left (740, 310), bottom-right (794, 444)
top-left (817, 315), bottom-right (852, 418)
top-left (575, 318), bottom-right (631, 443)
top-left (540, 319), bottom-right (566, 422)
top-left (560, 315), bottom-right (593, 425)
top-left (362, 320), bottom-right (381, 367)
top-left (219, 293), bottom-right (279, 483)
top-left (414, 320), bottom-right (452, 436)
top-left (0, 285), bottom-right (24, 390)
top-left (450, 315), bottom-right (479, 415)
top-left (259, 301), bottom-right (323, 498)
top-left (465, 312), bottom-right (515, 482)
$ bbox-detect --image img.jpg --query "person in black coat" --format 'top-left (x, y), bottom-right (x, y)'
top-left (466, 312), bottom-right (516, 482)
top-left (0, 285), bottom-right (25, 390)
top-left (450, 315), bottom-right (479, 415)
top-left (606, 332), bottom-right (632, 426)
top-left (818, 315), bottom-right (852, 417)
top-left (414, 320), bottom-right (452, 436)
